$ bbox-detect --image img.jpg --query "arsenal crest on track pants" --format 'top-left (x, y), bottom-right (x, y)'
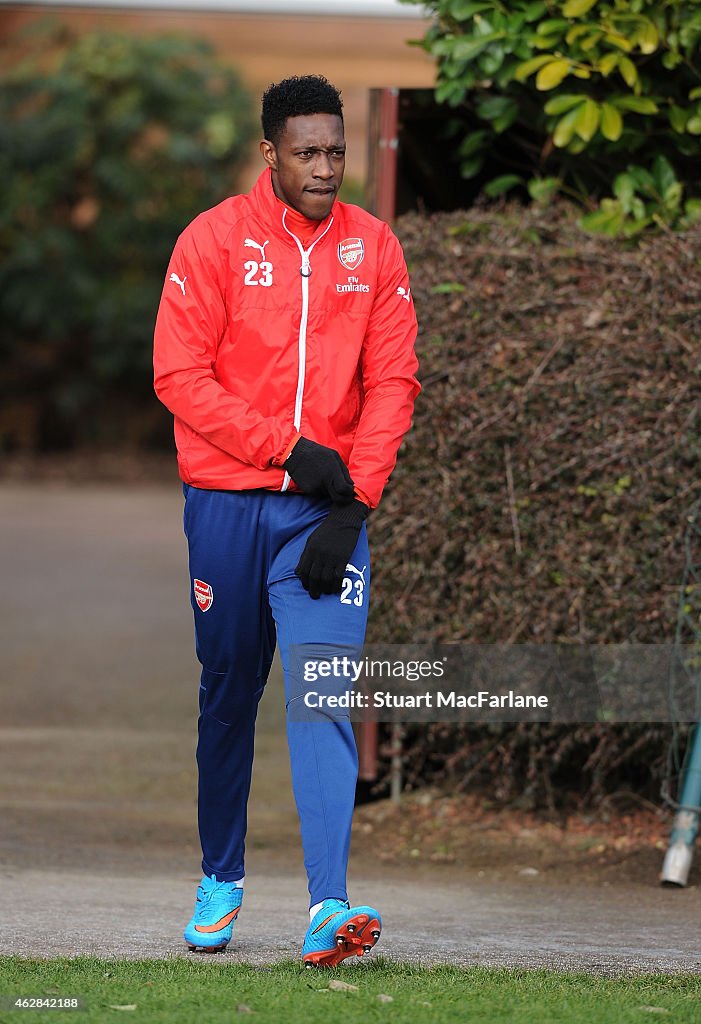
top-left (183, 485), bottom-right (370, 907)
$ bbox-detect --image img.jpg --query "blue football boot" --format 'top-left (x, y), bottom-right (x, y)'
top-left (184, 874), bottom-right (243, 953)
top-left (302, 898), bottom-right (382, 967)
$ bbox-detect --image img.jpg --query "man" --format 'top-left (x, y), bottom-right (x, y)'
top-left (153, 75), bottom-right (419, 967)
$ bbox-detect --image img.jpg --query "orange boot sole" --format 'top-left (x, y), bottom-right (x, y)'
top-left (303, 912), bottom-right (382, 968)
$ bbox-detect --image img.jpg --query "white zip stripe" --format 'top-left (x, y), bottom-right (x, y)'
top-left (280, 209), bottom-right (334, 492)
top-left (295, 270), bottom-right (309, 428)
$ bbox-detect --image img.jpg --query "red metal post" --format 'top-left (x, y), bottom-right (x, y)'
top-left (368, 87), bottom-right (400, 221)
top-left (375, 87), bottom-right (399, 220)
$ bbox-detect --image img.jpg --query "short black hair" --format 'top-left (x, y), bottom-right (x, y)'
top-left (261, 75), bottom-right (343, 146)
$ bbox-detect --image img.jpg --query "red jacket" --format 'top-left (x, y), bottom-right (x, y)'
top-left (153, 169), bottom-right (420, 508)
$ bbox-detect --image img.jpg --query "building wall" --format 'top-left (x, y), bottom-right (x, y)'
top-left (1, 4), bottom-right (435, 189)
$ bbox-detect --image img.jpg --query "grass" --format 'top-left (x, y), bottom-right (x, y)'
top-left (0, 958), bottom-right (699, 1024)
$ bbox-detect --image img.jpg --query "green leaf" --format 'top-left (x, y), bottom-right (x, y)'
top-left (461, 155), bottom-right (484, 179)
top-left (613, 173), bottom-right (635, 210)
top-left (435, 79), bottom-right (465, 105)
top-left (480, 48), bottom-right (506, 77)
top-left (652, 155), bottom-right (678, 198)
top-left (563, 0), bottom-right (599, 16)
top-left (513, 54), bottom-right (554, 82)
top-left (668, 105), bottom-right (688, 134)
top-left (575, 97), bottom-right (600, 141)
top-left (625, 165), bottom-right (655, 192)
top-left (683, 198), bottom-right (701, 224)
top-left (458, 129), bottom-right (488, 157)
top-left (622, 215), bottom-right (652, 237)
top-left (636, 19), bottom-right (659, 54)
top-left (689, 87), bottom-right (701, 101)
top-left (605, 32), bottom-right (634, 52)
top-left (612, 95), bottom-right (657, 114)
top-left (600, 102), bottom-right (623, 140)
top-left (579, 33), bottom-right (603, 52)
top-left (530, 35), bottom-right (563, 50)
top-left (524, 3), bottom-right (548, 23)
top-left (431, 281), bottom-right (466, 294)
top-left (553, 103), bottom-right (584, 147)
top-left (566, 24), bottom-right (595, 45)
top-left (452, 33), bottom-right (504, 62)
top-left (528, 176), bottom-right (561, 202)
top-left (475, 95), bottom-right (516, 121)
top-left (544, 93), bottom-right (587, 115)
top-left (580, 201), bottom-right (626, 236)
top-left (492, 106), bottom-right (519, 133)
top-left (686, 115), bottom-right (701, 134)
top-left (536, 59), bottom-right (572, 90)
top-left (630, 196), bottom-right (647, 222)
top-left (537, 19), bottom-right (569, 36)
top-left (448, 1), bottom-right (492, 18)
top-left (662, 182), bottom-right (683, 209)
top-left (483, 174), bottom-right (522, 197)
top-left (617, 56), bottom-right (638, 87)
top-left (598, 53), bottom-right (619, 76)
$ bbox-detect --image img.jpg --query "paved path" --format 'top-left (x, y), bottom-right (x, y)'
top-left (2, 861), bottom-right (700, 974)
top-left (0, 485), bottom-right (699, 974)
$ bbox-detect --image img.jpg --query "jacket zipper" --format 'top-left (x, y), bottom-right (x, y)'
top-left (280, 209), bottom-right (334, 492)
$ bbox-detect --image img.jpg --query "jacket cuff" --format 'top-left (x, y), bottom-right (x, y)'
top-left (353, 486), bottom-right (372, 509)
top-left (271, 430), bottom-right (302, 467)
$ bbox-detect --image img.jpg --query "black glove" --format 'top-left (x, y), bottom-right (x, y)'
top-left (285, 437), bottom-right (355, 503)
top-left (296, 500), bottom-right (369, 599)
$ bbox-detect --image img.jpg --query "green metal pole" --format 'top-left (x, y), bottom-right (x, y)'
top-left (661, 723), bottom-right (701, 886)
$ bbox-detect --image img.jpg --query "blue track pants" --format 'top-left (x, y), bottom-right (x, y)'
top-left (183, 486), bottom-right (370, 907)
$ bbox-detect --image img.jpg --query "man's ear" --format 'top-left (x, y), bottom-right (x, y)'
top-left (260, 139), bottom-right (277, 170)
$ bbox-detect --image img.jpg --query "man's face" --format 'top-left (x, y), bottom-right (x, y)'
top-left (261, 113), bottom-right (345, 221)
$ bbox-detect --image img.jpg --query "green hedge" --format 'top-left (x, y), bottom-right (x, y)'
top-left (368, 201), bottom-right (700, 807)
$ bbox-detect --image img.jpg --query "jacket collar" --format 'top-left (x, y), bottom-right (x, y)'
top-left (249, 168), bottom-right (336, 247)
